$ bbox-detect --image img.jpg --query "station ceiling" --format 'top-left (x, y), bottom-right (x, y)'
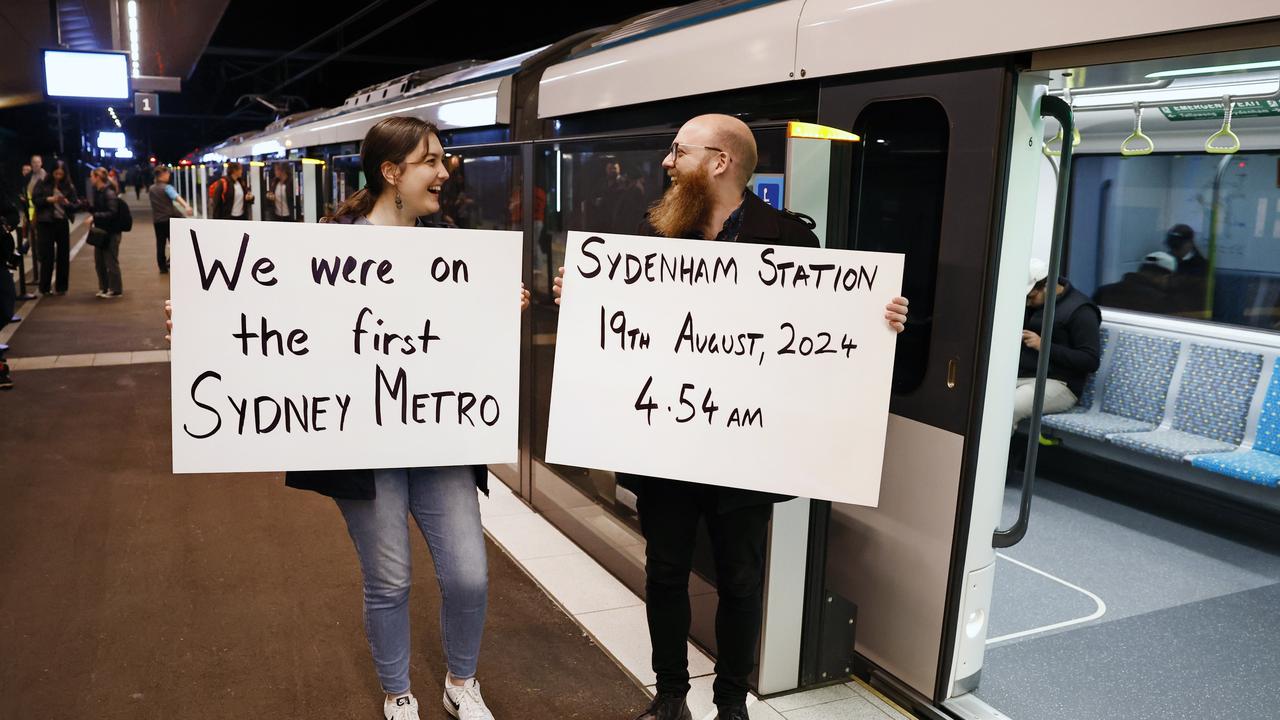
top-left (0, 0), bottom-right (231, 109)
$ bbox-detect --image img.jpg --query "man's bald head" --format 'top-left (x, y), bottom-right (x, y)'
top-left (681, 114), bottom-right (758, 187)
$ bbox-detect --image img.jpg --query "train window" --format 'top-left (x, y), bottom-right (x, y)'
top-left (430, 146), bottom-right (523, 231)
top-left (846, 98), bottom-right (949, 393)
top-left (1068, 152), bottom-right (1280, 332)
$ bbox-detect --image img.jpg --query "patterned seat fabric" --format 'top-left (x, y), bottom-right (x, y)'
top-left (1098, 332), bottom-right (1181, 423)
top-left (1191, 362), bottom-right (1280, 487)
top-left (1109, 429), bottom-right (1236, 462)
top-left (1108, 344), bottom-right (1262, 462)
top-left (1191, 450), bottom-right (1280, 488)
top-left (1043, 332), bottom-right (1178, 439)
top-left (1042, 411), bottom-right (1156, 440)
top-left (1068, 327), bottom-right (1110, 414)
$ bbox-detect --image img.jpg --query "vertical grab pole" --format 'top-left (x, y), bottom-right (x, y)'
top-left (993, 95), bottom-right (1074, 548)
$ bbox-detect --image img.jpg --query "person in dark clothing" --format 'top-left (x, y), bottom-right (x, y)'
top-left (1093, 251), bottom-right (1177, 314)
top-left (148, 166), bottom-right (193, 273)
top-left (208, 162), bottom-right (254, 220)
top-left (0, 191), bottom-right (19, 389)
top-left (30, 163), bottom-right (79, 295)
top-left (88, 167), bottom-right (124, 298)
top-left (554, 114), bottom-right (909, 720)
top-left (1164, 223), bottom-right (1207, 277)
top-left (1014, 258), bottom-right (1101, 430)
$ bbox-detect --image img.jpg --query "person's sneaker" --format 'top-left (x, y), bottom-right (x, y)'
top-left (0, 360), bottom-right (14, 391)
top-left (104, 290), bottom-right (123, 298)
top-left (442, 676), bottom-right (495, 720)
top-left (635, 692), bottom-right (693, 720)
top-left (715, 703), bottom-right (749, 720)
top-left (95, 290), bottom-right (109, 298)
top-left (383, 693), bottom-right (420, 720)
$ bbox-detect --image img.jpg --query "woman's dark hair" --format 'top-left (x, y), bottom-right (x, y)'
top-left (326, 116), bottom-right (440, 222)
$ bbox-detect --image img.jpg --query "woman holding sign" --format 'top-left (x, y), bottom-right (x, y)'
top-left (167, 116), bottom-right (529, 720)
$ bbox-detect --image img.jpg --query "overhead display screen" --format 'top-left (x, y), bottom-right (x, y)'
top-left (43, 50), bottom-right (130, 101)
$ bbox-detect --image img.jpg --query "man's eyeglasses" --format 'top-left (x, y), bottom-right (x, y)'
top-left (668, 141), bottom-right (724, 160)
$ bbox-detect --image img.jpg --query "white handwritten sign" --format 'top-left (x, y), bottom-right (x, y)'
top-left (546, 231), bottom-right (903, 506)
top-left (169, 219), bottom-right (522, 474)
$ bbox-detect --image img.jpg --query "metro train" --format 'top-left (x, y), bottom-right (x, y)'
top-left (171, 2), bottom-right (1280, 718)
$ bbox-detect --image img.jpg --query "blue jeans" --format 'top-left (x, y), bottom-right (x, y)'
top-left (335, 466), bottom-right (488, 695)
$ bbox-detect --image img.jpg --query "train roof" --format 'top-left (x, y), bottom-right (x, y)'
top-left (218, 46), bottom-right (551, 158)
top-left (538, 0), bottom-right (1279, 117)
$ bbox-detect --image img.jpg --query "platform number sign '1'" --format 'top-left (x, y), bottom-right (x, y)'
top-left (134, 92), bottom-right (159, 116)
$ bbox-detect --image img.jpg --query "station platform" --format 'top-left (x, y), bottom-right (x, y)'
top-left (0, 197), bottom-right (914, 720)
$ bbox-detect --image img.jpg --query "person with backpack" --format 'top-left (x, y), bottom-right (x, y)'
top-left (89, 167), bottom-right (129, 298)
top-left (209, 162), bottom-right (254, 220)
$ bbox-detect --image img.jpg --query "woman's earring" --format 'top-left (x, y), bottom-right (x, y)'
top-left (394, 190), bottom-right (403, 211)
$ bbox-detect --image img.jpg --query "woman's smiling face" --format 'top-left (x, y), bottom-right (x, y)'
top-left (389, 132), bottom-right (450, 216)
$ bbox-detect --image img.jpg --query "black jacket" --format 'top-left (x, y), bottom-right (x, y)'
top-left (283, 212), bottom-right (488, 500)
top-left (1019, 283), bottom-right (1102, 398)
top-left (619, 190), bottom-right (821, 514)
top-left (31, 176), bottom-right (79, 224)
top-left (90, 184), bottom-right (122, 230)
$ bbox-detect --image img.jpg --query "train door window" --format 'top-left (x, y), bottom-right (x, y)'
top-left (844, 98), bottom-right (949, 393)
top-left (331, 154), bottom-right (362, 208)
top-left (431, 145), bottom-right (522, 231)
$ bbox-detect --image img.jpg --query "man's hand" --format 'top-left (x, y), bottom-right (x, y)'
top-left (1022, 330), bottom-right (1041, 351)
top-left (520, 282), bottom-right (530, 311)
top-left (552, 266), bottom-right (564, 305)
top-left (164, 299), bottom-right (173, 344)
top-left (884, 296), bottom-right (909, 333)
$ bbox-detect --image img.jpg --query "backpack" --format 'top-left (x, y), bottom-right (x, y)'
top-left (113, 197), bottom-right (134, 232)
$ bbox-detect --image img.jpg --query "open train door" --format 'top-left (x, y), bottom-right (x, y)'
top-left (785, 63), bottom-right (1039, 716)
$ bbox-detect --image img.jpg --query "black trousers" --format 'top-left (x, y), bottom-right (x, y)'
top-left (36, 220), bottom-right (71, 294)
top-left (154, 220), bottom-right (170, 270)
top-left (638, 478), bottom-right (772, 707)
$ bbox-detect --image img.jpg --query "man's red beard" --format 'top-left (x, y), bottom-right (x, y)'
top-left (647, 164), bottom-right (711, 238)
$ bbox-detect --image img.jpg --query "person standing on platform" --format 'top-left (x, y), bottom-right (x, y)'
top-left (31, 162), bottom-right (78, 296)
top-left (149, 166), bottom-right (192, 274)
top-left (88, 167), bottom-right (125, 299)
top-left (25, 155), bottom-right (46, 291)
top-left (165, 116), bottom-right (532, 720)
top-left (554, 114), bottom-right (909, 720)
top-left (209, 162), bottom-right (254, 220)
top-left (264, 163), bottom-right (295, 221)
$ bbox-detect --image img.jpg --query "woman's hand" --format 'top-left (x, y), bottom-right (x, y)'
top-left (164, 299), bottom-right (173, 344)
top-left (552, 267), bottom-right (564, 305)
top-left (520, 283), bottom-right (530, 312)
top-left (884, 296), bottom-right (909, 333)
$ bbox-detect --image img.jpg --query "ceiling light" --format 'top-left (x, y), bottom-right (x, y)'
top-left (1146, 60), bottom-right (1280, 79)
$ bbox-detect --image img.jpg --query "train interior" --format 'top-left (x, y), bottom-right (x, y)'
top-left (973, 47), bottom-right (1280, 720)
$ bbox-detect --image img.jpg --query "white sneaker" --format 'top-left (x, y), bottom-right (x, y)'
top-left (443, 676), bottom-right (495, 719)
top-left (384, 693), bottom-right (421, 720)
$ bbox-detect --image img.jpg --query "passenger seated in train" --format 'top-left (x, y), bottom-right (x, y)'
top-left (1164, 223), bottom-right (1207, 277)
top-left (1014, 259), bottom-right (1101, 431)
top-left (1093, 251), bottom-right (1179, 314)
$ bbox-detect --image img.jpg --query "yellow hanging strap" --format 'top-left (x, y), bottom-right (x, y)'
top-left (1205, 96), bottom-right (1241, 155)
top-left (1120, 104), bottom-right (1154, 157)
top-left (1043, 87), bottom-right (1081, 158)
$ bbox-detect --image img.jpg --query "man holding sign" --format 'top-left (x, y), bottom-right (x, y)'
top-left (552, 114), bottom-right (907, 720)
